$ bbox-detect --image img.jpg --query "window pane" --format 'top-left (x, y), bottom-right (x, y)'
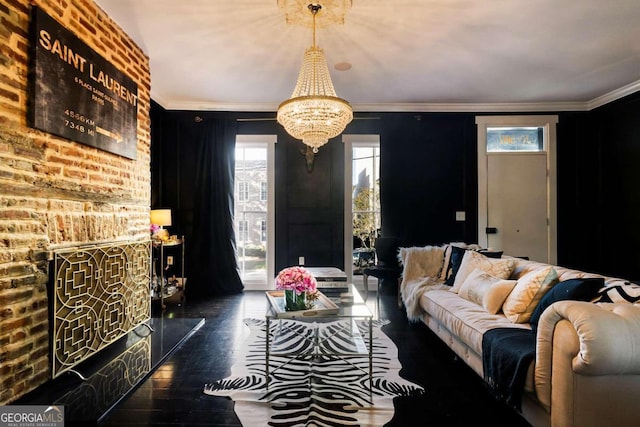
top-left (238, 182), bottom-right (248, 201)
top-left (487, 126), bottom-right (544, 152)
top-left (238, 220), bottom-right (248, 242)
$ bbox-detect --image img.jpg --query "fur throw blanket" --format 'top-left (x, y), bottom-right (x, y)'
top-left (398, 246), bottom-right (450, 321)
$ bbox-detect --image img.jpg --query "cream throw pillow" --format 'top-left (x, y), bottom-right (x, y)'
top-left (502, 266), bottom-right (559, 323)
top-left (451, 250), bottom-right (516, 293)
top-left (458, 268), bottom-right (518, 314)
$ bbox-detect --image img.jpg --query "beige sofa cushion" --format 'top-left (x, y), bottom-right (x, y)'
top-left (502, 266), bottom-right (559, 323)
top-left (421, 290), bottom-right (528, 356)
top-left (458, 268), bottom-right (518, 314)
top-left (451, 250), bottom-right (516, 293)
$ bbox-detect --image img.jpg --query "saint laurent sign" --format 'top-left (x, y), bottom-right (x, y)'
top-left (29, 7), bottom-right (138, 160)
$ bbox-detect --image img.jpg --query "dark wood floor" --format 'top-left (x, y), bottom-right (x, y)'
top-left (93, 284), bottom-right (532, 427)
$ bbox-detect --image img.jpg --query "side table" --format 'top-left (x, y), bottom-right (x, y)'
top-left (151, 236), bottom-right (185, 309)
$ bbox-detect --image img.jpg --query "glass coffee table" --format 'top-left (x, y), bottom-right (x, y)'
top-left (264, 284), bottom-right (374, 403)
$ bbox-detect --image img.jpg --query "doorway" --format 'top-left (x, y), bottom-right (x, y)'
top-left (476, 116), bottom-right (558, 263)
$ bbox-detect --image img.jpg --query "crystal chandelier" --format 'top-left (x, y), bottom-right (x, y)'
top-left (277, 3), bottom-right (353, 153)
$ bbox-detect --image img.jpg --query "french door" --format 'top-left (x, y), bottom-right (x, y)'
top-left (343, 134), bottom-right (380, 287)
top-left (234, 135), bottom-right (276, 289)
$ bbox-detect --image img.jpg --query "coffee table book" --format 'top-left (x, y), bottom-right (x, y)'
top-left (265, 290), bottom-right (340, 318)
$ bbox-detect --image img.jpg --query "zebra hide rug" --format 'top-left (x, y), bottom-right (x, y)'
top-left (203, 318), bottom-right (424, 426)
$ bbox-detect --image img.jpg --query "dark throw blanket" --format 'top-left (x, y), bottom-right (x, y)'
top-left (482, 327), bottom-right (536, 410)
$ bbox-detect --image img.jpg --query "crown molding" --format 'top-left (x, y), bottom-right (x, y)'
top-left (149, 89), bottom-right (170, 109)
top-left (350, 102), bottom-right (588, 113)
top-left (158, 100), bottom-right (278, 112)
top-left (153, 79), bottom-right (640, 113)
top-left (587, 79), bottom-right (640, 110)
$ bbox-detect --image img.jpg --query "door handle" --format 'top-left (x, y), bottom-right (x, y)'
top-left (486, 227), bottom-right (498, 234)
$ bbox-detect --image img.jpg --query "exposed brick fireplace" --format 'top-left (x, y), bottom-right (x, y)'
top-left (0, 0), bottom-right (151, 404)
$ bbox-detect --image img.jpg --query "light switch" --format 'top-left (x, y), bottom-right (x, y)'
top-left (455, 211), bottom-right (466, 221)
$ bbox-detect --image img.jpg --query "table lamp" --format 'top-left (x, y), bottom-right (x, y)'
top-left (150, 209), bottom-right (172, 241)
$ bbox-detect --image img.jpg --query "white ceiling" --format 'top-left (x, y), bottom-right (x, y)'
top-left (94, 0), bottom-right (640, 112)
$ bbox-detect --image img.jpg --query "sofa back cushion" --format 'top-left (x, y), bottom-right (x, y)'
top-left (458, 268), bottom-right (518, 314)
top-left (502, 266), bottom-right (559, 323)
top-left (508, 257), bottom-right (619, 283)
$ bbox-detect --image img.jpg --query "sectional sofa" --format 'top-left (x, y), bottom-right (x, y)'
top-left (398, 244), bottom-right (640, 427)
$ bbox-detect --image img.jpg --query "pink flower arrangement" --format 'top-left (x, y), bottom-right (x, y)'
top-left (150, 224), bottom-right (160, 234)
top-left (275, 266), bottom-right (317, 295)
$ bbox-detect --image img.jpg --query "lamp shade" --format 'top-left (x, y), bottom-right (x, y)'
top-left (150, 209), bottom-right (172, 227)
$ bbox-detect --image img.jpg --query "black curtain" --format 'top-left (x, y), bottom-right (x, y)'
top-left (188, 118), bottom-right (244, 297)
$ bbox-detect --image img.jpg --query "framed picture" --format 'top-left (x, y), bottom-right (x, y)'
top-left (29, 7), bottom-right (138, 160)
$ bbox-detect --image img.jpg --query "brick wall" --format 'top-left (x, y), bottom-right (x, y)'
top-left (0, 0), bottom-right (151, 404)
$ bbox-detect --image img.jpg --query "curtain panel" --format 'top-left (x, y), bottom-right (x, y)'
top-left (188, 118), bottom-right (244, 297)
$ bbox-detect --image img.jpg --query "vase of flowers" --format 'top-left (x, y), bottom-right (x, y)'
top-left (275, 266), bottom-right (318, 311)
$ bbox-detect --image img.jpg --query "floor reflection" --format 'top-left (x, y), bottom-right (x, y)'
top-left (56, 333), bottom-right (152, 422)
top-left (14, 317), bottom-right (204, 426)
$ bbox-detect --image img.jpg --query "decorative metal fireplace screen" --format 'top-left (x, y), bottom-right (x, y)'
top-left (56, 334), bottom-right (152, 419)
top-left (51, 240), bottom-right (151, 379)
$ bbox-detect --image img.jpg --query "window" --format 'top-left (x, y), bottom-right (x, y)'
top-left (238, 181), bottom-right (248, 201)
top-left (486, 126), bottom-right (544, 152)
top-left (260, 181), bottom-right (267, 201)
top-left (234, 135), bottom-right (276, 290)
top-left (352, 146), bottom-right (380, 251)
top-left (238, 220), bottom-right (248, 242)
top-left (260, 220), bottom-right (267, 243)
top-left (343, 135), bottom-right (381, 282)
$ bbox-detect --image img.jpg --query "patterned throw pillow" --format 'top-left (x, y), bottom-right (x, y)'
top-left (596, 283), bottom-right (640, 303)
top-left (502, 266), bottom-right (559, 323)
top-left (451, 250), bottom-right (516, 293)
top-left (458, 268), bottom-right (518, 314)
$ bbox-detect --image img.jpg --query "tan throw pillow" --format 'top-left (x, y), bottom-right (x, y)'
top-left (458, 268), bottom-right (518, 314)
top-left (451, 250), bottom-right (516, 293)
top-left (502, 266), bottom-right (559, 323)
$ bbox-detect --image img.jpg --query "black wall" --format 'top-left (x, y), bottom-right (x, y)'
top-left (151, 91), bottom-right (640, 282)
top-left (557, 93), bottom-right (640, 279)
top-left (379, 113), bottom-right (477, 247)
